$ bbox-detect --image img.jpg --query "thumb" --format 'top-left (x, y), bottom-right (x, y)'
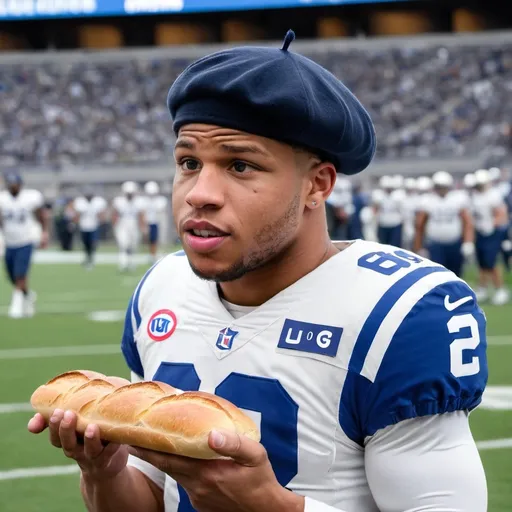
top-left (208, 429), bottom-right (266, 466)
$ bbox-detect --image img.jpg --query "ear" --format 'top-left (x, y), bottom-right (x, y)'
top-left (306, 162), bottom-right (337, 210)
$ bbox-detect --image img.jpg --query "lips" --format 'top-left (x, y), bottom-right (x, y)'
top-left (182, 220), bottom-right (230, 253)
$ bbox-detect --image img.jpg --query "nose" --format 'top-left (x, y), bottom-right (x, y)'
top-left (185, 166), bottom-right (225, 210)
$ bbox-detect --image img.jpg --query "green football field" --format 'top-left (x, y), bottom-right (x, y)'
top-left (0, 250), bottom-right (510, 511)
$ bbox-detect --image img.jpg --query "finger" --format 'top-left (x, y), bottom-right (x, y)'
top-left (49, 409), bottom-right (65, 448)
top-left (208, 430), bottom-right (266, 466)
top-left (59, 410), bottom-right (78, 456)
top-left (128, 446), bottom-right (199, 476)
top-left (27, 413), bottom-right (47, 434)
top-left (83, 424), bottom-right (105, 460)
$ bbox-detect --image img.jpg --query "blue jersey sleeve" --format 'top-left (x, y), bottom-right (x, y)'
top-left (340, 280), bottom-right (488, 444)
top-left (120, 294), bottom-right (144, 378)
top-left (120, 258), bottom-right (167, 379)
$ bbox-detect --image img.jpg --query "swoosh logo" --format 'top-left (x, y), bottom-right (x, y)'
top-left (444, 294), bottom-right (473, 312)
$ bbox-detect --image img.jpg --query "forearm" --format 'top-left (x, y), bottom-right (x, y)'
top-left (412, 212), bottom-right (427, 253)
top-left (461, 211), bottom-right (474, 243)
top-left (80, 466), bottom-right (162, 512)
top-left (36, 208), bottom-right (49, 232)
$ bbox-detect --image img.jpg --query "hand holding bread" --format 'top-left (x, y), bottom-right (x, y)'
top-left (30, 370), bottom-right (260, 459)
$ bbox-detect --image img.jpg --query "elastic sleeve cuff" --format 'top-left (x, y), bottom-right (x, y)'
top-left (127, 455), bottom-right (166, 490)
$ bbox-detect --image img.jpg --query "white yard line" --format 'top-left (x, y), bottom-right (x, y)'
top-left (0, 465), bottom-right (80, 481)
top-left (0, 403), bottom-right (33, 414)
top-left (476, 438), bottom-right (512, 450)
top-left (0, 438), bottom-right (511, 482)
top-left (487, 335), bottom-right (512, 346)
top-left (0, 344), bottom-right (120, 360)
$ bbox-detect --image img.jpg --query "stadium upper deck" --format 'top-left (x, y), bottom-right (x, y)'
top-left (0, 30), bottom-right (510, 170)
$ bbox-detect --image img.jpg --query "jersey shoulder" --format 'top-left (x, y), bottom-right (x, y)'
top-left (337, 241), bottom-right (488, 444)
top-left (0, 190), bottom-right (9, 205)
top-left (120, 250), bottom-right (190, 378)
top-left (74, 196), bottom-right (86, 210)
top-left (93, 196), bottom-right (107, 209)
top-left (112, 196), bottom-right (124, 209)
top-left (20, 189), bottom-right (43, 209)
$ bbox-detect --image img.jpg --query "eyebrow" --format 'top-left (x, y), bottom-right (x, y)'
top-left (174, 139), bottom-right (269, 157)
top-left (219, 143), bottom-right (269, 157)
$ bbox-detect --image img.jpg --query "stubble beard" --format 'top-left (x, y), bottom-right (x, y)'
top-left (189, 193), bottom-right (301, 283)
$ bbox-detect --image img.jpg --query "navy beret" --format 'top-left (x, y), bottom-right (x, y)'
top-left (167, 30), bottom-right (376, 175)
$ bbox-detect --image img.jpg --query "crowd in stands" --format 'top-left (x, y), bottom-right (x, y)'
top-left (0, 41), bottom-right (511, 168)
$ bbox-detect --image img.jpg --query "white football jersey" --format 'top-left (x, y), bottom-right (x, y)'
top-left (143, 195), bottom-right (168, 225)
top-left (74, 196), bottom-right (107, 231)
top-left (422, 191), bottom-right (468, 243)
top-left (402, 193), bottom-right (419, 227)
top-left (0, 189), bottom-right (44, 248)
top-left (471, 187), bottom-right (504, 235)
top-left (374, 190), bottom-right (403, 227)
top-left (112, 196), bottom-right (145, 229)
top-left (122, 241), bottom-right (487, 511)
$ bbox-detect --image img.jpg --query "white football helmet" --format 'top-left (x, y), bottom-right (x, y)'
top-left (379, 175), bottom-right (393, 189)
top-left (122, 181), bottom-right (138, 195)
top-left (474, 169), bottom-right (490, 186)
top-left (404, 177), bottom-right (417, 191)
top-left (463, 173), bottom-right (476, 188)
top-left (416, 176), bottom-right (433, 192)
top-left (488, 167), bottom-right (501, 182)
top-left (144, 181), bottom-right (160, 195)
top-left (432, 171), bottom-right (454, 188)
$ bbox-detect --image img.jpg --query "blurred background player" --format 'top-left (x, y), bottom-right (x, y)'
top-left (471, 169), bottom-right (510, 305)
top-left (373, 174), bottom-right (404, 247)
top-left (72, 188), bottom-right (107, 270)
top-left (402, 177), bottom-right (419, 250)
top-left (414, 171), bottom-right (474, 277)
top-left (0, 173), bottom-right (49, 318)
top-left (142, 181), bottom-right (168, 263)
top-left (112, 181), bottom-right (145, 272)
top-left (326, 176), bottom-right (353, 240)
top-left (489, 167), bottom-right (512, 272)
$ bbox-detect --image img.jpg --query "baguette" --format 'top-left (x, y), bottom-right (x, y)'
top-left (30, 370), bottom-right (260, 459)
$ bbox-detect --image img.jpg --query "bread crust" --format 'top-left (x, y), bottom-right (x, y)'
top-left (31, 370), bottom-right (260, 459)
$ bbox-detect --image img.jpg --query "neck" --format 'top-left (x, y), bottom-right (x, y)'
top-left (218, 224), bottom-right (338, 307)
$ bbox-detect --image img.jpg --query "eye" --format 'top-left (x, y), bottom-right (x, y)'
top-left (231, 161), bottom-right (255, 174)
top-left (179, 158), bottom-right (200, 171)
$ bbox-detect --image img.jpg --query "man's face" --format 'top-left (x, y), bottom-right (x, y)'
top-left (435, 185), bottom-right (449, 197)
top-left (172, 124), bottom-right (313, 282)
top-left (8, 183), bottom-right (21, 196)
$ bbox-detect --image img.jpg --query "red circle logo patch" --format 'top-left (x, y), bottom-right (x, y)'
top-left (147, 309), bottom-right (177, 342)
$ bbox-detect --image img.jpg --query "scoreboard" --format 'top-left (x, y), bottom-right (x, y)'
top-left (0, 0), bottom-right (406, 20)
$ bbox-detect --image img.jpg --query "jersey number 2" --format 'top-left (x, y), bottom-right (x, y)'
top-left (152, 363), bottom-right (299, 512)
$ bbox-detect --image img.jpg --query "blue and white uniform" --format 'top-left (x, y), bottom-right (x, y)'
top-left (74, 196), bottom-right (107, 263)
top-left (143, 196), bottom-right (168, 244)
top-left (374, 190), bottom-right (404, 247)
top-left (421, 191), bottom-right (469, 277)
top-left (471, 188), bottom-right (505, 270)
top-left (121, 240), bottom-right (487, 512)
top-left (0, 188), bottom-right (43, 282)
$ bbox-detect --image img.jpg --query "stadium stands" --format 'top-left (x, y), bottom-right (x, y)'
top-left (0, 33), bottom-right (511, 169)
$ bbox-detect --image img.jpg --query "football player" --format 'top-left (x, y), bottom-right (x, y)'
top-left (471, 169), bottom-right (509, 305)
top-left (413, 171), bottom-right (474, 277)
top-left (143, 181), bottom-right (168, 263)
top-left (29, 32), bottom-right (487, 512)
top-left (401, 177), bottom-right (418, 250)
top-left (0, 173), bottom-right (49, 318)
top-left (73, 188), bottom-right (107, 269)
top-left (373, 175), bottom-right (404, 247)
top-left (112, 181), bottom-right (146, 272)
